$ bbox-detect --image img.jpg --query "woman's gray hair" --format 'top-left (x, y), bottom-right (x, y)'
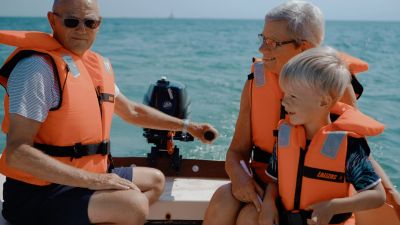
top-left (266, 0), bottom-right (324, 46)
top-left (279, 46), bottom-right (351, 102)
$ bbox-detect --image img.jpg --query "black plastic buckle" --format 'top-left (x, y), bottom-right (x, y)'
top-left (252, 146), bottom-right (272, 164)
top-left (72, 143), bottom-right (84, 159)
top-left (287, 212), bottom-right (303, 225)
top-left (99, 141), bottom-right (110, 156)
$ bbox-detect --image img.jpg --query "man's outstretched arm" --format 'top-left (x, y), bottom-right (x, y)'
top-left (114, 92), bottom-right (218, 144)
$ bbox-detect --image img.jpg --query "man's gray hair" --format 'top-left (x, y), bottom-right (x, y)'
top-left (280, 46), bottom-right (351, 102)
top-left (266, 0), bottom-right (324, 46)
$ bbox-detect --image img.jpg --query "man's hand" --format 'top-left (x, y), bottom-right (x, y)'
top-left (187, 122), bottom-right (218, 144)
top-left (306, 200), bottom-right (336, 225)
top-left (88, 173), bottom-right (140, 191)
top-left (231, 173), bottom-right (264, 212)
top-left (259, 199), bottom-right (279, 225)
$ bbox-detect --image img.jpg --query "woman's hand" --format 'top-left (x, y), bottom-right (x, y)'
top-left (231, 173), bottom-right (264, 212)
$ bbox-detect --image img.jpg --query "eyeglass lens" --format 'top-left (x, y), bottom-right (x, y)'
top-left (258, 34), bottom-right (276, 48)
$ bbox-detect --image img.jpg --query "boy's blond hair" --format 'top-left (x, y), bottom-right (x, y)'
top-left (280, 46), bottom-right (351, 103)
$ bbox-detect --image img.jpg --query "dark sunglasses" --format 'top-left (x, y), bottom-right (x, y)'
top-left (53, 12), bottom-right (101, 29)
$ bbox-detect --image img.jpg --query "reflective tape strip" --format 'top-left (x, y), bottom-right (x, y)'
top-left (103, 57), bottom-right (113, 74)
top-left (254, 61), bottom-right (265, 87)
top-left (320, 131), bottom-right (346, 159)
top-left (278, 123), bottom-right (291, 148)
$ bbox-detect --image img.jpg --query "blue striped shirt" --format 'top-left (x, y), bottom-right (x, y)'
top-left (8, 55), bottom-right (59, 122)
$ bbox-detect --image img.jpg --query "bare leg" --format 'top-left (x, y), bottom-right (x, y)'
top-left (203, 183), bottom-right (242, 225)
top-left (236, 203), bottom-right (259, 225)
top-left (88, 189), bottom-right (149, 225)
top-left (131, 167), bottom-right (165, 204)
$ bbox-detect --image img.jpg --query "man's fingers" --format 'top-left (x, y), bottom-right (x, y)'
top-left (119, 178), bottom-right (140, 191)
top-left (128, 183), bottom-right (141, 191)
top-left (109, 174), bottom-right (140, 191)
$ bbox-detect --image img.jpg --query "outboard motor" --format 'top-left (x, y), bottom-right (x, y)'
top-left (143, 77), bottom-right (193, 171)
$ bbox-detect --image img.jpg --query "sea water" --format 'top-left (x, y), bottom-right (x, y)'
top-left (0, 18), bottom-right (399, 188)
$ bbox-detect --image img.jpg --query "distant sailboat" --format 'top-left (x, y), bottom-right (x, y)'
top-left (168, 10), bottom-right (174, 19)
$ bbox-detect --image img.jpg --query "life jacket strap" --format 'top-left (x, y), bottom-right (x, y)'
top-left (98, 93), bottom-right (115, 103)
top-left (280, 104), bottom-right (287, 119)
top-left (34, 141), bottom-right (110, 159)
top-left (0, 50), bottom-right (36, 80)
top-left (247, 73), bottom-right (254, 80)
top-left (273, 129), bottom-right (279, 137)
top-left (252, 145), bottom-right (272, 164)
top-left (351, 74), bottom-right (363, 99)
top-left (279, 209), bottom-right (352, 225)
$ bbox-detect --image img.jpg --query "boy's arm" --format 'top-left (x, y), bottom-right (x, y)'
top-left (307, 183), bottom-right (385, 225)
top-left (369, 156), bottom-right (400, 217)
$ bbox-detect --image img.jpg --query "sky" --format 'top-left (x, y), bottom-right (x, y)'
top-left (1, 0), bottom-right (400, 21)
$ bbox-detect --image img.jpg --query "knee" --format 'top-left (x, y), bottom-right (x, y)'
top-left (236, 204), bottom-right (258, 225)
top-left (125, 191), bottom-right (149, 224)
top-left (204, 184), bottom-right (241, 225)
top-left (207, 183), bottom-right (240, 215)
top-left (151, 169), bottom-right (165, 195)
top-left (211, 183), bottom-right (236, 204)
top-left (89, 189), bottom-right (150, 225)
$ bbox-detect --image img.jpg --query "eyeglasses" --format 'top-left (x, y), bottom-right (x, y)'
top-left (53, 12), bottom-right (101, 29)
top-left (258, 34), bottom-right (297, 49)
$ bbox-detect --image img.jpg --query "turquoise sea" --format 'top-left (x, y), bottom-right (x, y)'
top-left (0, 18), bottom-right (399, 189)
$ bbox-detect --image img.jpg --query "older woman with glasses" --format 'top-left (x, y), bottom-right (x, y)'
top-left (203, 1), bottom-right (399, 225)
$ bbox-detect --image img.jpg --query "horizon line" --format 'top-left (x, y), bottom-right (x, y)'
top-left (0, 16), bottom-right (399, 23)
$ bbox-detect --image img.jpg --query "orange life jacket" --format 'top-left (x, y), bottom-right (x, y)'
top-left (249, 53), bottom-right (369, 184)
top-left (0, 30), bottom-right (115, 186)
top-left (276, 102), bottom-right (384, 224)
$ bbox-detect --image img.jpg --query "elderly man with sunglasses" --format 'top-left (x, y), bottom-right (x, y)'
top-left (0, 0), bottom-right (217, 225)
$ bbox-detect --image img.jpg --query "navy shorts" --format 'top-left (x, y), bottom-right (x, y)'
top-left (2, 167), bottom-right (133, 225)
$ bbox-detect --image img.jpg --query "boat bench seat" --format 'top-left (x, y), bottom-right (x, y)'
top-left (148, 177), bottom-right (229, 221)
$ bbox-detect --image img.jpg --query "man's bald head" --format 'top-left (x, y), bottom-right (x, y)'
top-left (52, 0), bottom-right (100, 14)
